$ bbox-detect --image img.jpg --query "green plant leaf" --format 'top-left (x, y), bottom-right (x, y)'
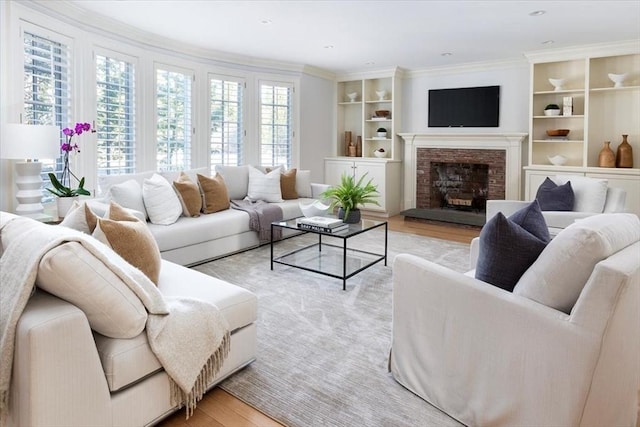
top-left (320, 172), bottom-right (380, 220)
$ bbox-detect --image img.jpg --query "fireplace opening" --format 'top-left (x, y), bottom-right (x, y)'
top-left (431, 162), bottom-right (489, 212)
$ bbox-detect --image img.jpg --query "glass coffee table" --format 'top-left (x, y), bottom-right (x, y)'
top-left (270, 217), bottom-right (387, 290)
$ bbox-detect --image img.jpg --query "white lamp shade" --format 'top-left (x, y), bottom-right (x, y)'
top-left (1, 123), bottom-right (61, 160)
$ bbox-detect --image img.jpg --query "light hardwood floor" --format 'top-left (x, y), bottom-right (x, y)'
top-left (159, 216), bottom-right (480, 427)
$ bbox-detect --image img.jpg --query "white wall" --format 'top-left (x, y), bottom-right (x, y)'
top-left (299, 73), bottom-right (334, 183)
top-left (401, 62), bottom-right (530, 134)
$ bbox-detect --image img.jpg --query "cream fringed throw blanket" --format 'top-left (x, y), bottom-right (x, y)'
top-left (0, 215), bottom-right (230, 419)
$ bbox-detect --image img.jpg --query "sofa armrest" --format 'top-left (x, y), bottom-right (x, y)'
top-left (485, 200), bottom-right (530, 221)
top-left (469, 236), bottom-right (480, 270)
top-left (391, 253), bottom-right (599, 426)
top-left (9, 291), bottom-right (111, 427)
top-left (603, 187), bottom-right (626, 213)
top-left (310, 183), bottom-right (331, 201)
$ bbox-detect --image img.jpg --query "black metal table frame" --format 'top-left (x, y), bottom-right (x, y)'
top-left (270, 219), bottom-right (388, 290)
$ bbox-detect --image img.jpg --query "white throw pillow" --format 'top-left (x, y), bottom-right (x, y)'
top-left (553, 175), bottom-right (608, 213)
top-left (142, 174), bottom-right (182, 225)
top-left (513, 213), bottom-right (640, 313)
top-left (108, 179), bottom-right (148, 219)
top-left (214, 165), bottom-right (250, 200)
top-left (37, 241), bottom-right (148, 338)
top-left (295, 170), bottom-right (313, 198)
top-left (247, 166), bottom-right (283, 203)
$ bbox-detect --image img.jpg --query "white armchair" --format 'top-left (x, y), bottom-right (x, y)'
top-left (390, 214), bottom-right (640, 427)
top-left (487, 176), bottom-right (627, 236)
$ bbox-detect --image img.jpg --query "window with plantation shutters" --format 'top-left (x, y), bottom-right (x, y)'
top-left (156, 68), bottom-right (192, 171)
top-left (210, 77), bottom-right (244, 166)
top-left (96, 54), bottom-right (136, 176)
top-left (23, 30), bottom-right (71, 201)
top-left (259, 82), bottom-right (292, 168)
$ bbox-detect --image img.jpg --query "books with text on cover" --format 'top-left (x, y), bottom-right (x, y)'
top-left (297, 216), bottom-right (344, 228)
top-left (297, 222), bottom-right (349, 234)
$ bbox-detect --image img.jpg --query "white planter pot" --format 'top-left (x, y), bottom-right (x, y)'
top-left (56, 196), bottom-right (79, 218)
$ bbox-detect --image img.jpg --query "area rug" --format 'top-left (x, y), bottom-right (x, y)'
top-left (193, 230), bottom-right (469, 427)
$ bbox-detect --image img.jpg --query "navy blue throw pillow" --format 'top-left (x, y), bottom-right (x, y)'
top-left (535, 177), bottom-right (574, 211)
top-left (475, 201), bottom-right (549, 291)
top-left (508, 199), bottom-right (550, 243)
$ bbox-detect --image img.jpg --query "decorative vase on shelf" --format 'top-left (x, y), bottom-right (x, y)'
top-left (616, 134), bottom-right (633, 168)
top-left (598, 141), bottom-right (616, 168)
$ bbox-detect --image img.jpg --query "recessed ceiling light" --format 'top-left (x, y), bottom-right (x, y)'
top-left (441, 52), bottom-right (453, 57)
top-left (260, 19), bottom-right (272, 25)
top-left (529, 10), bottom-right (546, 16)
top-left (542, 40), bottom-right (555, 45)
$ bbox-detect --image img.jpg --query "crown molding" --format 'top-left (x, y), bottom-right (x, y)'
top-left (19, 0), bottom-right (335, 77)
top-left (524, 39), bottom-right (640, 63)
top-left (404, 57), bottom-right (528, 79)
top-left (335, 66), bottom-right (406, 82)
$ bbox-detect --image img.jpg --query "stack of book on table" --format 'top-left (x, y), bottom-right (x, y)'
top-left (296, 216), bottom-right (349, 233)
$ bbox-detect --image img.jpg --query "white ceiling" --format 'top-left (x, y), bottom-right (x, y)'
top-left (63, 0), bottom-right (640, 74)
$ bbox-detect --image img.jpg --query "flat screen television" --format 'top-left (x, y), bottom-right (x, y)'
top-left (428, 85), bottom-right (500, 127)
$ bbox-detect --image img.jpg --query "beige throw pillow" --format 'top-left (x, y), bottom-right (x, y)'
top-left (280, 168), bottom-right (298, 199)
top-left (174, 172), bottom-right (202, 217)
top-left (93, 202), bottom-right (162, 284)
top-left (37, 241), bottom-right (148, 338)
top-left (198, 173), bottom-right (231, 214)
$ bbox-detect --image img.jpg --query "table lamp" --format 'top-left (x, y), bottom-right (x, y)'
top-left (1, 123), bottom-right (61, 218)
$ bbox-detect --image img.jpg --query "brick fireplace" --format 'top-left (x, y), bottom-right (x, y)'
top-left (417, 148), bottom-right (506, 210)
top-left (398, 133), bottom-right (527, 225)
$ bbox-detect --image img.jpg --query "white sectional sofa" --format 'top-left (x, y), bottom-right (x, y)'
top-left (89, 166), bottom-right (329, 266)
top-left (1, 212), bottom-right (258, 427)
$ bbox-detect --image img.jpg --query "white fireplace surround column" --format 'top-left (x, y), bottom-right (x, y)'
top-left (398, 133), bottom-right (528, 211)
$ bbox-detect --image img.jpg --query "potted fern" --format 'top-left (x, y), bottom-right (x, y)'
top-left (320, 173), bottom-right (380, 223)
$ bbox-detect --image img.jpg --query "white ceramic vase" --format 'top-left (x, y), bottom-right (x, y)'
top-left (56, 196), bottom-right (79, 218)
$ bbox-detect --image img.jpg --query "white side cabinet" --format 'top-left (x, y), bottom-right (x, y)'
top-left (324, 158), bottom-right (402, 216)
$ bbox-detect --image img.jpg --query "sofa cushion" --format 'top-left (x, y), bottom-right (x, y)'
top-left (247, 166), bottom-right (283, 203)
top-left (514, 213), bottom-right (640, 313)
top-left (37, 241), bottom-right (147, 338)
top-left (214, 165), bottom-right (249, 200)
top-left (536, 177), bottom-right (574, 211)
top-left (93, 202), bottom-right (162, 284)
top-left (59, 200), bottom-right (98, 234)
top-left (554, 175), bottom-right (608, 213)
top-left (173, 172), bottom-right (202, 217)
top-left (295, 170), bottom-right (313, 198)
top-left (108, 179), bottom-right (148, 220)
top-left (142, 173), bottom-right (182, 225)
top-left (93, 259), bottom-right (257, 392)
top-left (159, 167), bottom-right (209, 185)
top-left (475, 201), bottom-right (548, 291)
top-left (148, 208), bottom-right (252, 252)
top-left (198, 173), bottom-right (231, 214)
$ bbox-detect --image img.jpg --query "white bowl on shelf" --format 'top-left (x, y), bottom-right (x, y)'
top-left (347, 92), bottom-right (358, 102)
top-left (608, 73), bottom-right (628, 88)
top-left (299, 200), bottom-right (331, 217)
top-left (547, 154), bottom-right (568, 166)
top-left (544, 109), bottom-right (561, 116)
top-left (373, 150), bottom-right (387, 158)
top-left (375, 90), bottom-right (387, 101)
top-left (548, 78), bottom-right (566, 91)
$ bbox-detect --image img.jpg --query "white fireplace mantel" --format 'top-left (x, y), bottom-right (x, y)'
top-left (398, 132), bottom-right (528, 210)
